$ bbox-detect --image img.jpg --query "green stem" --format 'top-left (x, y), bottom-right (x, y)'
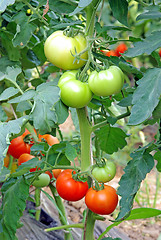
top-left (45, 223), bottom-right (84, 232)
top-left (76, 108), bottom-right (92, 171)
top-left (83, 210), bottom-right (96, 240)
top-left (49, 184), bottom-right (71, 240)
top-left (35, 188), bottom-right (41, 221)
top-left (25, 122), bottom-right (39, 142)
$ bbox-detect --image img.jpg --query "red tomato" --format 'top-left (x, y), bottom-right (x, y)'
top-left (18, 153), bottom-right (39, 172)
top-left (85, 185), bottom-right (118, 215)
top-left (115, 43), bottom-right (127, 57)
top-left (159, 48), bottom-right (161, 57)
top-left (39, 134), bottom-right (59, 146)
top-left (52, 169), bottom-right (61, 179)
top-left (45, 171), bottom-right (53, 179)
top-left (101, 49), bottom-right (117, 57)
top-left (56, 169), bottom-right (88, 201)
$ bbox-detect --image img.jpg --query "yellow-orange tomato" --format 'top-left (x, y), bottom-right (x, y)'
top-left (52, 169), bottom-right (62, 179)
top-left (4, 154), bottom-right (10, 167)
top-left (39, 134), bottom-right (59, 146)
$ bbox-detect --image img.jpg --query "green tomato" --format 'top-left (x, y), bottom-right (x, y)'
top-left (58, 70), bottom-right (78, 88)
top-left (44, 31), bottom-right (88, 70)
top-left (32, 173), bottom-right (50, 188)
top-left (88, 66), bottom-right (124, 97)
top-left (58, 70), bottom-right (92, 108)
top-left (92, 160), bottom-right (116, 183)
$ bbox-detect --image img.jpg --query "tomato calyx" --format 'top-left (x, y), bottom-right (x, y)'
top-left (92, 181), bottom-right (104, 191)
top-left (94, 158), bottom-right (106, 168)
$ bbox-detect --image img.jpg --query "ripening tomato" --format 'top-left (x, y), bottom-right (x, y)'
top-left (88, 66), bottom-right (124, 97)
top-left (56, 169), bottom-right (88, 201)
top-left (92, 160), bottom-right (116, 183)
top-left (3, 154), bottom-right (10, 167)
top-left (39, 134), bottom-right (59, 146)
top-left (18, 153), bottom-right (39, 172)
top-left (85, 185), bottom-right (118, 215)
top-left (159, 48), bottom-right (161, 57)
top-left (58, 71), bottom-right (92, 108)
top-left (45, 171), bottom-right (53, 179)
top-left (44, 31), bottom-right (88, 70)
top-left (52, 169), bottom-right (62, 179)
top-left (32, 173), bottom-right (50, 188)
top-left (115, 43), bottom-right (127, 57)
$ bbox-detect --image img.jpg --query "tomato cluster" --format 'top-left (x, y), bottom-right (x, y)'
top-left (101, 43), bottom-right (127, 57)
top-left (5, 129), bottom-right (61, 188)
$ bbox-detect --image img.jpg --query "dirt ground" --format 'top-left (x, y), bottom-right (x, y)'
top-left (58, 115), bottom-right (161, 240)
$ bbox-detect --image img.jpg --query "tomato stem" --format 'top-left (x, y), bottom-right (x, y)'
top-left (35, 188), bottom-right (41, 221)
top-left (83, 209), bottom-right (96, 240)
top-left (49, 184), bottom-right (72, 240)
top-left (76, 107), bottom-right (92, 171)
top-left (45, 223), bottom-right (84, 232)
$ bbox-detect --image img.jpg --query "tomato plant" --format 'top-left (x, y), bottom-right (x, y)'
top-left (85, 185), bottom-right (118, 215)
top-left (32, 173), bottom-right (50, 188)
top-left (44, 31), bottom-right (88, 70)
top-left (58, 71), bottom-right (92, 108)
top-left (56, 169), bottom-right (88, 201)
top-left (8, 136), bottom-right (31, 159)
top-left (88, 66), bottom-right (124, 96)
top-left (92, 160), bottom-right (116, 183)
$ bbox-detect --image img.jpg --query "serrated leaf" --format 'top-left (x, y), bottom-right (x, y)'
top-left (128, 68), bottom-right (161, 125)
top-left (153, 150), bottom-right (161, 172)
top-left (126, 208), bottom-right (161, 220)
top-left (65, 143), bottom-right (77, 163)
top-left (0, 0), bottom-right (15, 13)
top-left (108, 0), bottom-right (128, 26)
top-left (9, 89), bottom-right (35, 103)
top-left (116, 146), bottom-right (154, 220)
top-left (0, 116), bottom-right (28, 171)
top-left (31, 82), bottom-right (60, 133)
top-left (0, 87), bottom-right (19, 101)
top-left (136, 10), bottom-right (161, 21)
top-left (0, 66), bottom-right (21, 83)
top-left (125, 31), bottom-right (161, 58)
top-left (96, 125), bottom-right (127, 154)
top-left (0, 177), bottom-right (29, 239)
top-left (13, 22), bottom-right (37, 48)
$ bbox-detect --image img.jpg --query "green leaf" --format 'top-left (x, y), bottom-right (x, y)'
top-left (55, 100), bottom-right (69, 125)
top-left (153, 150), bottom-right (161, 172)
top-left (116, 145), bottom-right (154, 220)
top-left (0, 87), bottom-right (19, 101)
top-left (13, 22), bottom-right (37, 48)
top-left (0, 177), bottom-right (29, 239)
top-left (11, 158), bottom-right (41, 177)
top-left (9, 89), bottom-right (35, 103)
top-left (0, 106), bottom-right (8, 122)
top-left (128, 68), bottom-right (161, 125)
top-left (0, 66), bottom-right (21, 83)
top-left (108, 0), bottom-right (128, 26)
top-left (126, 208), bottom-right (161, 220)
top-left (0, 167), bottom-right (10, 183)
top-left (152, 99), bottom-right (161, 119)
top-left (65, 143), bottom-right (77, 163)
top-left (96, 125), bottom-right (127, 154)
top-left (52, 20), bottom-right (82, 30)
top-left (49, 0), bottom-right (76, 14)
top-left (118, 94), bottom-right (133, 107)
top-left (69, 0), bottom-right (93, 16)
top-left (136, 10), bottom-right (161, 21)
top-left (0, 116), bottom-right (28, 171)
top-left (0, 57), bottom-right (19, 73)
top-left (125, 31), bottom-right (161, 58)
top-left (31, 82), bottom-right (60, 133)
top-left (16, 101), bottom-right (32, 113)
top-left (0, 0), bottom-right (15, 13)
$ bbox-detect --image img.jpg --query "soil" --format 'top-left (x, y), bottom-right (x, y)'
top-left (58, 114), bottom-right (161, 240)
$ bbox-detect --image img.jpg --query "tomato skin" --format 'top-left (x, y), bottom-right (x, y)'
top-left (18, 153), bottom-right (39, 172)
top-left (32, 173), bottom-right (50, 188)
top-left (58, 71), bottom-right (92, 108)
top-left (3, 154), bottom-right (10, 167)
top-left (85, 185), bottom-right (118, 215)
top-left (115, 43), bottom-right (127, 57)
top-left (56, 169), bottom-right (88, 201)
top-left (159, 48), bottom-right (161, 57)
top-left (52, 169), bottom-right (62, 179)
top-left (39, 134), bottom-right (59, 146)
top-left (88, 66), bottom-right (124, 97)
top-left (44, 31), bottom-right (88, 70)
top-left (92, 161), bottom-right (116, 183)
top-left (8, 136), bottom-right (31, 159)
